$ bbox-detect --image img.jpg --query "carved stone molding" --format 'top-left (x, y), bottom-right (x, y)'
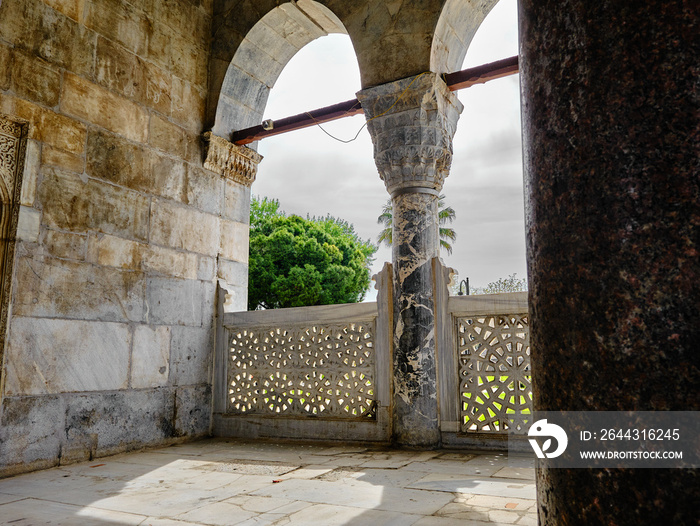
top-left (357, 73), bottom-right (463, 196)
top-left (202, 132), bottom-right (263, 187)
top-left (0, 118), bottom-right (27, 201)
top-left (0, 114), bottom-right (28, 383)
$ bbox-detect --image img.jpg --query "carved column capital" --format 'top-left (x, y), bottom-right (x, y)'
top-left (357, 73), bottom-right (463, 196)
top-left (202, 132), bottom-right (263, 187)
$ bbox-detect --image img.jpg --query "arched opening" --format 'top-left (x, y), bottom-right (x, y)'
top-left (441, 0), bottom-right (526, 289)
top-left (242, 0), bottom-right (525, 301)
top-left (251, 33), bottom-right (388, 301)
top-left (214, 0), bottom-right (528, 445)
top-left (431, 0), bottom-right (531, 437)
top-left (210, 1), bottom-right (348, 139)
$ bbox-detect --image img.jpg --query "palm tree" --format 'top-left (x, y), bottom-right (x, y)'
top-left (377, 194), bottom-right (457, 255)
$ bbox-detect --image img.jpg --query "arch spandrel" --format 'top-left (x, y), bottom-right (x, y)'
top-left (326, 0), bottom-right (445, 88)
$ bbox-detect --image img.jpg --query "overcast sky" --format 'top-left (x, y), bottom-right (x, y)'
top-left (252, 0), bottom-right (524, 300)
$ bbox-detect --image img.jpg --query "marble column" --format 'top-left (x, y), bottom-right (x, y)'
top-left (520, 1), bottom-right (698, 524)
top-left (358, 74), bottom-right (462, 447)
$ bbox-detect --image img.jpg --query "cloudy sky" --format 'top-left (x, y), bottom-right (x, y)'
top-left (252, 0), bottom-right (524, 300)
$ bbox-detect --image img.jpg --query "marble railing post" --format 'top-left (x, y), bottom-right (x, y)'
top-left (358, 74), bottom-right (462, 447)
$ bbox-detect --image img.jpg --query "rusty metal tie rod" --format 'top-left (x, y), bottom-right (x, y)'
top-left (230, 55), bottom-right (519, 145)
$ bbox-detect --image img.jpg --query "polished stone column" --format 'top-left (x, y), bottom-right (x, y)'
top-left (358, 73), bottom-right (462, 447)
top-left (520, 1), bottom-right (698, 523)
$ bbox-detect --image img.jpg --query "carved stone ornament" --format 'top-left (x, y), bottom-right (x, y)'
top-left (202, 132), bottom-right (263, 187)
top-left (357, 73), bottom-right (463, 196)
top-left (0, 114), bottom-right (28, 380)
top-left (458, 313), bottom-right (532, 434)
top-left (227, 321), bottom-right (376, 419)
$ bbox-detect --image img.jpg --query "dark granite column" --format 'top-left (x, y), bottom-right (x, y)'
top-left (519, 1), bottom-right (699, 524)
top-left (358, 73), bottom-right (462, 447)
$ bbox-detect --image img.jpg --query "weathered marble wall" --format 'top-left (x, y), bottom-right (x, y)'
top-left (0, 0), bottom-right (251, 476)
top-left (520, 0), bottom-right (699, 523)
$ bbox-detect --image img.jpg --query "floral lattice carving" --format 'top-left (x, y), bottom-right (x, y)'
top-left (227, 322), bottom-right (376, 418)
top-left (457, 314), bottom-right (532, 434)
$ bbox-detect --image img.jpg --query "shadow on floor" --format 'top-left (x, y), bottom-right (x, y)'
top-left (0, 438), bottom-right (536, 525)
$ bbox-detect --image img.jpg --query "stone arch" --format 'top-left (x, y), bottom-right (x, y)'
top-left (209, 1), bottom-right (348, 139)
top-left (430, 0), bottom-right (500, 74)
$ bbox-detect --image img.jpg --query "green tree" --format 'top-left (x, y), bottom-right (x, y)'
top-left (376, 194), bottom-right (457, 254)
top-left (248, 196), bottom-right (377, 310)
top-left (467, 273), bottom-right (528, 295)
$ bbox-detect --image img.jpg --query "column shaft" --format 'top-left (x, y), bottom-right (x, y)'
top-left (391, 191), bottom-right (440, 446)
top-left (520, 1), bottom-right (698, 523)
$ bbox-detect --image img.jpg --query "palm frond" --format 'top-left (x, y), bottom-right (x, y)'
top-left (439, 227), bottom-right (457, 242)
top-left (378, 195), bottom-right (456, 254)
top-left (377, 228), bottom-right (392, 247)
top-left (438, 206), bottom-right (456, 224)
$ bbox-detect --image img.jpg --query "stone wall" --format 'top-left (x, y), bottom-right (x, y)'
top-left (0, 0), bottom-right (251, 477)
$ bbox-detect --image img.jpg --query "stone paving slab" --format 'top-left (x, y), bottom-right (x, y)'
top-left (0, 498), bottom-right (146, 525)
top-left (0, 438), bottom-right (537, 525)
top-left (250, 503), bottom-right (422, 526)
top-left (0, 492), bottom-right (26, 505)
top-left (408, 473), bottom-right (537, 499)
top-left (250, 478), bottom-right (455, 515)
top-left (492, 466), bottom-right (536, 481)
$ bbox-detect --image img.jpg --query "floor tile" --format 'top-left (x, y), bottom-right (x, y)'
top-left (492, 466), bottom-right (536, 481)
top-left (413, 517), bottom-right (510, 526)
top-left (175, 500), bottom-right (258, 525)
top-left (278, 503), bottom-right (422, 526)
top-left (0, 439), bottom-right (538, 526)
top-left (408, 473), bottom-right (536, 499)
top-left (251, 478), bottom-right (455, 515)
top-left (0, 498), bottom-right (145, 525)
top-left (0, 492), bottom-right (25, 505)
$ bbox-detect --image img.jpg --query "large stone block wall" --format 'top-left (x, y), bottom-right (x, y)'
top-left (0, 0), bottom-right (249, 477)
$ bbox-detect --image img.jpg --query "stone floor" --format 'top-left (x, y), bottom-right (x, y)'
top-left (0, 439), bottom-right (537, 525)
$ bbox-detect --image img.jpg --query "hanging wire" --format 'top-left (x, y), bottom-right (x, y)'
top-left (303, 72), bottom-right (428, 144)
top-left (309, 118), bottom-right (369, 144)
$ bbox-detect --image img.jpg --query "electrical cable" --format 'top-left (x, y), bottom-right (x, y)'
top-left (303, 72), bottom-right (428, 144)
